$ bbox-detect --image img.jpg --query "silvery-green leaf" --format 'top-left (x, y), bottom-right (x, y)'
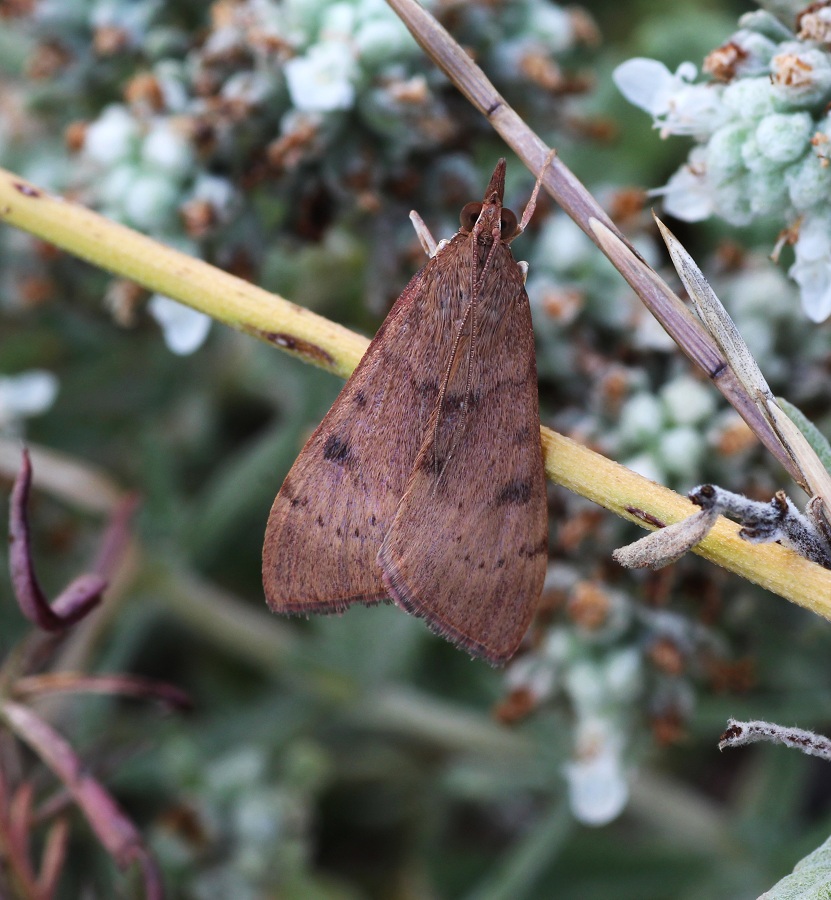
top-left (777, 397), bottom-right (831, 475)
top-left (759, 833), bottom-right (831, 900)
top-left (766, 399), bottom-right (831, 514)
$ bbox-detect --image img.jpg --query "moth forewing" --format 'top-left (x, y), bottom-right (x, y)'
top-left (263, 159), bottom-right (548, 663)
top-left (378, 175), bottom-right (548, 665)
top-left (262, 267), bottom-right (435, 612)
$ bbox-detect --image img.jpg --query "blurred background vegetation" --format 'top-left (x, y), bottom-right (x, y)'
top-left (5, 0), bottom-right (831, 897)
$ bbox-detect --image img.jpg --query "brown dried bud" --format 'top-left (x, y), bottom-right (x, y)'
top-left (64, 120), bottom-right (88, 154)
top-left (124, 72), bottom-right (166, 112)
top-left (539, 286), bottom-right (583, 323)
top-left (703, 42), bottom-right (748, 83)
top-left (651, 709), bottom-right (686, 747)
top-left (493, 687), bottom-right (538, 724)
top-left (713, 415), bottom-right (755, 456)
top-left (647, 637), bottom-right (685, 677)
top-left (771, 53), bottom-right (815, 91)
top-left (26, 41), bottom-right (72, 80)
top-left (93, 25), bottom-right (130, 57)
top-left (567, 580), bottom-right (610, 630)
top-left (797, 2), bottom-right (831, 44)
top-left (180, 199), bottom-right (219, 239)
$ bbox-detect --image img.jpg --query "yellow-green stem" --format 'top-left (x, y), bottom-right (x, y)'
top-left (2, 168), bottom-right (831, 623)
top-left (0, 169), bottom-right (367, 378)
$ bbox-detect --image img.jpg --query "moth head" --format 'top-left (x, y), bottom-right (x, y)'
top-left (459, 202), bottom-right (518, 241)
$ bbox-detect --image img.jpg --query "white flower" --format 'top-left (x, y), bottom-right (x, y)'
top-left (190, 173), bottom-right (238, 220)
top-left (564, 718), bottom-right (629, 826)
top-left (505, 654), bottom-right (556, 702)
top-left (563, 660), bottom-right (606, 715)
top-left (0, 370), bottom-right (59, 433)
top-left (656, 426), bottom-right (705, 478)
top-left (531, 214), bottom-right (593, 272)
top-left (789, 213), bottom-right (831, 322)
top-left (90, 0), bottom-right (160, 45)
top-left (614, 58), bottom-right (695, 118)
top-left (98, 163), bottom-right (138, 210)
top-left (613, 58), bottom-right (725, 138)
top-left (655, 147), bottom-right (715, 222)
top-left (122, 173), bottom-right (180, 230)
top-left (285, 41), bottom-right (357, 112)
top-left (603, 649), bottom-right (643, 703)
top-left (221, 71), bottom-right (276, 106)
top-left (141, 121), bottom-right (194, 178)
top-left (84, 105), bottom-right (140, 166)
top-left (660, 375), bottom-right (716, 427)
top-left (354, 16), bottom-right (415, 66)
top-left (148, 294), bottom-right (212, 354)
top-left (617, 392), bottom-right (665, 446)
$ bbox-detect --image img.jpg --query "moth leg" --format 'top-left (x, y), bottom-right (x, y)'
top-left (513, 147), bottom-right (558, 240)
top-left (409, 210), bottom-right (438, 257)
top-left (517, 260), bottom-right (529, 283)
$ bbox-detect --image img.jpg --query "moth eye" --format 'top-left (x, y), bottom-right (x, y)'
top-left (500, 209), bottom-right (518, 240)
top-left (460, 202), bottom-right (482, 232)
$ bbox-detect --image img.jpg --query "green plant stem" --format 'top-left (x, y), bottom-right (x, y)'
top-left (0, 169), bottom-right (367, 379)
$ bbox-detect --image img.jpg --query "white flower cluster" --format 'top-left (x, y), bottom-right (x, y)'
top-left (614, 7), bottom-right (831, 321)
top-left (506, 602), bottom-right (641, 826)
top-left (40, 0), bottom-right (580, 354)
top-left (615, 374), bottom-right (717, 486)
top-left (0, 370), bottom-right (58, 435)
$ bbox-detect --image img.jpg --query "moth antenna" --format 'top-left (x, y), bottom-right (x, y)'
top-left (511, 148), bottom-right (557, 242)
top-left (409, 210), bottom-right (438, 257)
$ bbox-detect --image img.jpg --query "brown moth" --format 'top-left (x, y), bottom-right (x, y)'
top-left (262, 159), bottom-right (548, 664)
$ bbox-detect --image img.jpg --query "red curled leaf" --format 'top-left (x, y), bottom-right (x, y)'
top-left (9, 449), bottom-right (107, 631)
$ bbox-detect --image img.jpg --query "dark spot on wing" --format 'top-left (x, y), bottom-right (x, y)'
top-left (497, 558), bottom-right (505, 568)
top-left (323, 434), bottom-right (351, 464)
top-left (282, 478), bottom-right (307, 508)
top-left (518, 537), bottom-right (548, 559)
top-left (513, 426), bottom-right (533, 445)
top-left (370, 515), bottom-right (377, 526)
top-left (495, 479), bottom-right (532, 506)
top-left (317, 515), bottom-right (324, 526)
top-left (416, 380), bottom-right (439, 397)
top-left (354, 390), bottom-right (367, 407)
